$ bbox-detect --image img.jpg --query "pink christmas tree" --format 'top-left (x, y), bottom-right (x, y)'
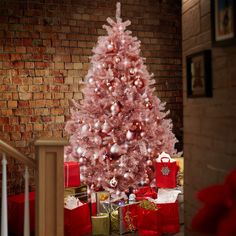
top-left (65, 3), bottom-right (178, 195)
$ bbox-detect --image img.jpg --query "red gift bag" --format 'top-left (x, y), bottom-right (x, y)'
top-left (8, 192), bottom-right (35, 236)
top-left (64, 202), bottom-right (92, 236)
top-left (64, 161), bottom-right (80, 187)
top-left (137, 204), bottom-right (162, 236)
top-left (157, 201), bottom-right (180, 234)
top-left (156, 157), bottom-right (179, 188)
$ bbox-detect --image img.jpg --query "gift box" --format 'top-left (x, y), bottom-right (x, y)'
top-left (135, 186), bottom-right (157, 201)
top-left (64, 185), bottom-right (88, 202)
top-left (137, 200), bottom-right (162, 236)
top-left (64, 161), bottom-right (80, 187)
top-left (93, 191), bottom-right (110, 214)
top-left (110, 202), bottom-right (138, 235)
top-left (64, 201), bottom-right (92, 236)
top-left (91, 213), bottom-right (110, 235)
top-left (8, 192), bottom-right (35, 236)
top-left (156, 152), bottom-right (179, 188)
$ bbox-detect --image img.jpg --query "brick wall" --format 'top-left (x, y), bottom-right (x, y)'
top-left (0, 0), bottom-right (182, 193)
top-left (182, 0), bottom-right (236, 234)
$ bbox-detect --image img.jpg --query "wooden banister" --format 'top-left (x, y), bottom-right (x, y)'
top-left (0, 140), bottom-right (36, 168)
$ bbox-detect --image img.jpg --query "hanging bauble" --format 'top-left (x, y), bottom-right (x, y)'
top-left (140, 132), bottom-right (145, 137)
top-left (108, 86), bottom-right (114, 92)
top-left (77, 146), bottom-right (84, 155)
top-left (79, 157), bottom-right (84, 163)
top-left (94, 135), bottom-right (102, 145)
top-left (114, 56), bottom-right (121, 63)
top-left (107, 43), bottom-right (114, 52)
top-left (110, 176), bottom-right (118, 188)
top-left (145, 101), bottom-right (152, 109)
top-left (81, 124), bottom-right (89, 134)
top-left (94, 121), bottom-right (101, 130)
top-left (110, 143), bottom-right (120, 154)
top-left (88, 77), bottom-right (94, 84)
top-left (124, 172), bottom-right (129, 179)
top-left (94, 87), bottom-right (100, 94)
top-left (130, 120), bottom-right (142, 133)
top-left (102, 121), bottom-right (111, 133)
top-left (129, 68), bottom-right (135, 75)
top-left (134, 78), bottom-right (144, 89)
top-left (147, 160), bottom-right (153, 166)
top-left (111, 101), bottom-right (121, 116)
top-left (124, 59), bottom-right (130, 67)
top-left (120, 76), bottom-right (127, 82)
top-left (126, 130), bottom-right (134, 140)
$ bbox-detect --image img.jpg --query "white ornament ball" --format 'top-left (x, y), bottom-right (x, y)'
top-left (76, 147), bottom-right (84, 155)
top-left (115, 56), bottom-right (121, 63)
top-left (121, 76), bottom-right (127, 82)
top-left (147, 160), bottom-right (153, 166)
top-left (126, 130), bottom-right (134, 140)
top-left (110, 143), bottom-right (120, 154)
top-left (94, 121), bottom-right (101, 130)
top-left (129, 68), bottom-right (135, 75)
top-left (81, 124), bottom-right (89, 134)
top-left (110, 177), bottom-right (118, 188)
top-left (94, 136), bottom-right (102, 145)
top-left (107, 43), bottom-right (114, 51)
top-left (102, 121), bottom-right (111, 133)
top-left (124, 173), bottom-right (129, 179)
top-left (140, 132), bottom-right (145, 137)
top-left (88, 77), bottom-right (94, 84)
top-left (111, 102), bottom-right (120, 115)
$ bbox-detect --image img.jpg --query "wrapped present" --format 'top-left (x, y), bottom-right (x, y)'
top-left (64, 161), bottom-right (80, 187)
top-left (137, 200), bottom-right (161, 236)
top-left (8, 192), bottom-right (35, 236)
top-left (135, 186), bottom-right (157, 201)
top-left (93, 191), bottom-right (110, 214)
top-left (110, 202), bottom-right (138, 234)
top-left (64, 199), bottom-right (92, 236)
top-left (64, 185), bottom-right (88, 202)
top-left (155, 152), bottom-right (179, 188)
top-left (91, 213), bottom-right (110, 235)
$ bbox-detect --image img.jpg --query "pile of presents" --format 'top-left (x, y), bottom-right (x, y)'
top-left (7, 152), bottom-right (184, 236)
top-left (64, 152), bottom-right (184, 236)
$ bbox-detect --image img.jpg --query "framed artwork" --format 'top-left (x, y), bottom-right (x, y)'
top-left (186, 50), bottom-right (212, 98)
top-left (211, 0), bottom-right (236, 46)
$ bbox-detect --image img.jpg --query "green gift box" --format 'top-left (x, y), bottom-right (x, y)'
top-left (91, 213), bottom-right (110, 235)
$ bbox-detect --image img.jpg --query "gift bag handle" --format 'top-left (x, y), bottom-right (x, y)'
top-left (160, 157), bottom-right (171, 163)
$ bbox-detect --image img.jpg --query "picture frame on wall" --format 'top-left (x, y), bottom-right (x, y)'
top-left (211, 0), bottom-right (236, 46)
top-left (186, 50), bottom-right (212, 98)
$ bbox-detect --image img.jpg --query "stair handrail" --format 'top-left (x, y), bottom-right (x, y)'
top-left (0, 139), bottom-right (35, 168)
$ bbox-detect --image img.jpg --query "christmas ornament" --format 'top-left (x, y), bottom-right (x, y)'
top-left (107, 43), bottom-right (114, 52)
top-left (110, 143), bottom-right (120, 154)
top-left (111, 102), bottom-right (121, 115)
top-left (81, 124), bottom-right (89, 134)
top-left (102, 121), bottom-right (111, 133)
top-left (134, 78), bottom-right (144, 89)
top-left (126, 130), bottom-right (134, 140)
top-left (76, 146), bottom-right (84, 155)
top-left (147, 160), bottom-right (153, 166)
top-left (110, 176), bottom-right (118, 187)
top-left (94, 121), bottom-right (101, 130)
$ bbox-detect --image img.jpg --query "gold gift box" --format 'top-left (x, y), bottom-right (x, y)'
top-left (91, 213), bottom-right (110, 235)
top-left (64, 184), bottom-right (88, 201)
top-left (173, 157), bottom-right (184, 186)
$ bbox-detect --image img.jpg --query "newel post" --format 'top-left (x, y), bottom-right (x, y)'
top-left (35, 139), bottom-right (68, 236)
